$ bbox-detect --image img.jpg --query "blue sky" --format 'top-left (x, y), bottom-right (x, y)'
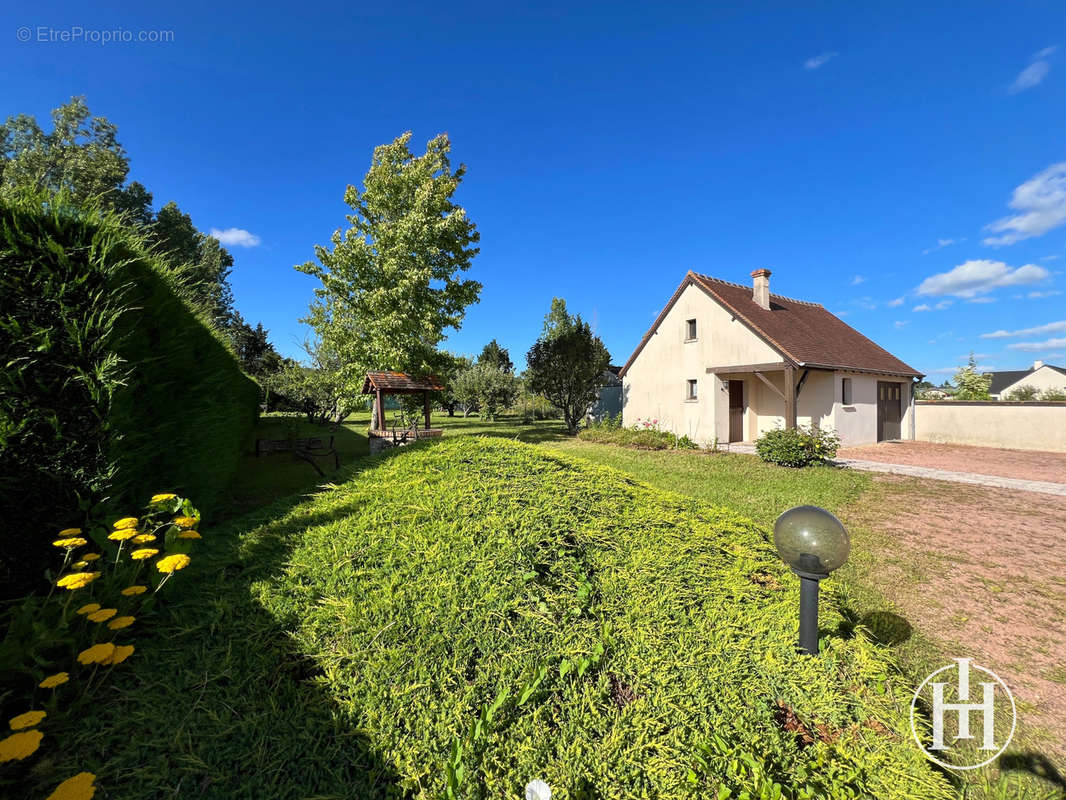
top-left (6, 1), bottom-right (1066, 378)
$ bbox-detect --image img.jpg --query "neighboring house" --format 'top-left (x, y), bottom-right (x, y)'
top-left (619, 269), bottom-right (922, 446)
top-left (985, 361), bottom-right (1066, 399)
top-left (588, 366), bottom-right (623, 421)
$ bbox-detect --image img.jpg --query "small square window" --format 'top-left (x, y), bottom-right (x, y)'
top-left (686, 379), bottom-right (698, 400)
top-left (685, 319), bottom-right (697, 340)
top-left (842, 378), bottom-right (852, 405)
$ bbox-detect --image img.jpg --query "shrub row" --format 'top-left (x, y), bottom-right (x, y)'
top-left (0, 193), bottom-right (259, 596)
top-left (580, 416), bottom-right (697, 450)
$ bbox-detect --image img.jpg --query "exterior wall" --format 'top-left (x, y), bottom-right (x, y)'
top-left (915, 401), bottom-right (1066, 452)
top-left (830, 371), bottom-right (914, 446)
top-left (992, 366), bottom-right (1066, 399)
top-left (621, 283), bottom-right (780, 444)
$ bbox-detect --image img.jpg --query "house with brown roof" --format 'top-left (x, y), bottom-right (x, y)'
top-left (619, 270), bottom-right (922, 446)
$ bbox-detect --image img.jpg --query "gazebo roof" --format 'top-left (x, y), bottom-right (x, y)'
top-left (362, 370), bottom-right (445, 394)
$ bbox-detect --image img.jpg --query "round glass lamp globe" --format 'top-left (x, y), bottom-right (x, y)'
top-left (773, 505), bottom-right (850, 576)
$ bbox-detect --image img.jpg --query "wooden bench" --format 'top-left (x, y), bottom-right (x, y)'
top-left (255, 436), bottom-right (339, 476)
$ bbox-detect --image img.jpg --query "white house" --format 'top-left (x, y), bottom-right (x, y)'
top-left (619, 270), bottom-right (922, 447)
top-left (985, 362), bottom-right (1066, 399)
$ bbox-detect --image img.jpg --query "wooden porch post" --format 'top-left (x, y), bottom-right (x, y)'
top-left (784, 365), bottom-right (797, 430)
top-left (376, 388), bottom-right (385, 430)
top-left (423, 390), bottom-right (431, 430)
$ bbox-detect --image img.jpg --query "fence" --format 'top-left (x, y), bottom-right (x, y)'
top-left (915, 401), bottom-right (1066, 453)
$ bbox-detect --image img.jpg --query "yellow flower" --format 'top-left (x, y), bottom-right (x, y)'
top-left (107, 616), bottom-right (134, 630)
top-left (81, 553), bottom-right (101, 561)
top-left (9, 710), bottom-right (46, 730)
top-left (76, 643), bottom-right (115, 665)
top-left (173, 516), bottom-right (198, 529)
top-left (132, 533), bottom-right (157, 544)
top-left (178, 530), bottom-right (202, 539)
top-left (107, 644), bottom-right (134, 665)
top-left (107, 529), bottom-right (137, 542)
top-left (130, 548), bottom-right (159, 560)
top-left (52, 537), bottom-right (87, 548)
top-left (87, 608), bottom-right (117, 623)
top-left (58, 528), bottom-right (82, 536)
top-left (45, 771), bottom-right (97, 800)
top-left (57, 572), bottom-right (100, 590)
top-left (112, 517), bottom-right (138, 530)
top-left (156, 554), bottom-right (191, 573)
top-left (0, 729), bottom-right (43, 762)
top-left (39, 672), bottom-right (69, 689)
top-left (72, 561), bottom-right (88, 569)
top-left (76, 603), bottom-right (101, 616)
top-left (150, 493), bottom-right (177, 502)
top-left (121, 585), bottom-right (147, 596)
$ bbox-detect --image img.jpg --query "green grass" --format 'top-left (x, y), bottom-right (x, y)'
top-left (37, 437), bottom-right (951, 799)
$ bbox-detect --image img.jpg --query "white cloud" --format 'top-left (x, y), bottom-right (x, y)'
top-left (967, 296), bottom-right (997, 304)
top-left (886, 296), bottom-right (905, 307)
top-left (1041, 254), bottom-right (1061, 261)
top-left (832, 309), bottom-right (850, 317)
top-left (1010, 60), bottom-right (1051, 93)
top-left (983, 163), bottom-right (1066, 245)
top-left (980, 320), bottom-right (1066, 339)
top-left (913, 304), bottom-right (932, 312)
top-left (1007, 337), bottom-right (1066, 352)
top-left (209, 227), bottom-right (262, 247)
top-left (850, 275), bottom-right (866, 285)
top-left (804, 51), bottom-right (838, 70)
top-left (922, 237), bottom-right (963, 255)
top-left (894, 320), bottom-right (909, 329)
top-left (1033, 45), bottom-right (1058, 60)
top-left (1028, 290), bottom-right (1062, 298)
top-left (916, 259), bottom-right (1050, 297)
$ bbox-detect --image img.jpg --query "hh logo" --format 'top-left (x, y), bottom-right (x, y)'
top-left (910, 658), bottom-right (1016, 770)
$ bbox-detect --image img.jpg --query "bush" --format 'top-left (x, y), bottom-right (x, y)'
top-left (0, 193), bottom-right (259, 596)
top-left (579, 418), bottom-right (698, 450)
top-left (37, 438), bottom-right (951, 798)
top-left (756, 426), bottom-right (840, 467)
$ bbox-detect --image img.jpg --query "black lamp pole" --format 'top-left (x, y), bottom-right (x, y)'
top-left (773, 506), bottom-right (850, 658)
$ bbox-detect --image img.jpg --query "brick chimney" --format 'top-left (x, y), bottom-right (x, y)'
top-left (751, 268), bottom-right (771, 310)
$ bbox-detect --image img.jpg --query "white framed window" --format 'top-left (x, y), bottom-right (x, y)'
top-left (685, 318), bottom-right (697, 341)
top-left (686, 379), bottom-right (698, 400)
top-left (842, 377), bottom-right (853, 405)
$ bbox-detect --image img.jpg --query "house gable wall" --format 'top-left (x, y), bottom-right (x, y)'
top-left (621, 282), bottom-right (780, 443)
top-left (994, 366), bottom-right (1066, 398)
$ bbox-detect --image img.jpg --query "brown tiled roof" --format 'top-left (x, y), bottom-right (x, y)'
top-left (619, 272), bottom-right (922, 378)
top-left (362, 371), bottom-right (445, 394)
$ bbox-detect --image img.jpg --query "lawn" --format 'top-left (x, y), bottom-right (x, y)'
top-left (36, 437), bottom-right (950, 799)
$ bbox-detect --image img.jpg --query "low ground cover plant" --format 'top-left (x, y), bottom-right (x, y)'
top-left (0, 493), bottom-right (201, 799)
top-left (580, 415), bottom-right (698, 450)
top-left (41, 437), bottom-right (951, 798)
top-left (756, 426), bottom-right (840, 467)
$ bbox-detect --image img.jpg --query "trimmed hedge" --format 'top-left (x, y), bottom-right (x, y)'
top-left (0, 194), bottom-right (259, 595)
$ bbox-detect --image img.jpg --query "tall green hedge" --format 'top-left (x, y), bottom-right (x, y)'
top-left (0, 194), bottom-right (259, 596)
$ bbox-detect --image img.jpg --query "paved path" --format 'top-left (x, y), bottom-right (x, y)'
top-left (832, 457), bottom-right (1066, 497)
top-left (723, 442), bottom-right (1066, 497)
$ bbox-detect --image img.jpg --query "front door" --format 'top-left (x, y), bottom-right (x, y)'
top-left (877, 381), bottom-right (902, 441)
top-left (728, 380), bottom-right (744, 442)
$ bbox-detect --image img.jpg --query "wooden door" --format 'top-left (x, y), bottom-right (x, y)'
top-left (728, 380), bottom-right (744, 442)
top-left (877, 381), bottom-right (902, 441)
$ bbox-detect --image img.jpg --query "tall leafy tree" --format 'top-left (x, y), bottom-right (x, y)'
top-left (478, 339), bottom-right (513, 373)
top-left (952, 353), bottom-right (992, 401)
top-left (297, 131), bottom-right (481, 400)
top-left (526, 299), bottom-right (611, 433)
top-left (228, 311), bottom-right (283, 377)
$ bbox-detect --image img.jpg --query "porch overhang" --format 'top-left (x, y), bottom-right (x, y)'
top-left (705, 361), bottom-right (801, 430)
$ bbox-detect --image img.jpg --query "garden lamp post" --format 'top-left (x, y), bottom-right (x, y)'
top-left (773, 505), bottom-right (850, 656)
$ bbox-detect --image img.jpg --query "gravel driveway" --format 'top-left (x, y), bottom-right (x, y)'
top-left (837, 441), bottom-right (1066, 484)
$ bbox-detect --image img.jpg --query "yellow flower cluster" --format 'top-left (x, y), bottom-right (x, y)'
top-left (173, 515), bottom-right (198, 528)
top-left (45, 771), bottom-right (97, 800)
top-left (156, 554), bottom-right (191, 573)
top-left (53, 537), bottom-right (88, 548)
top-left (0, 729), bottom-right (43, 762)
top-left (57, 572), bottom-right (100, 590)
top-left (130, 548), bottom-right (159, 560)
top-left (150, 493), bottom-right (177, 502)
top-left (10, 710), bottom-right (46, 730)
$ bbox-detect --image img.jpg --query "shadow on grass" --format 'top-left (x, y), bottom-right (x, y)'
top-left (998, 753), bottom-right (1066, 797)
top-left (41, 448), bottom-right (416, 799)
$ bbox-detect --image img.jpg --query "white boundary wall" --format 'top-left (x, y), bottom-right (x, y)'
top-left (915, 401), bottom-right (1066, 453)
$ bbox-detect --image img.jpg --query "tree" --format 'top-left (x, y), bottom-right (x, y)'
top-left (952, 353), bottom-right (992, 401)
top-left (437, 353), bottom-right (473, 416)
top-left (478, 339), bottom-right (513, 373)
top-left (228, 311), bottom-right (283, 377)
top-left (526, 299), bottom-right (611, 433)
top-left (451, 362), bottom-right (517, 420)
top-left (296, 131), bottom-right (481, 404)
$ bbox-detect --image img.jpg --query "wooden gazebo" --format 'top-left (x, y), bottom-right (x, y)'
top-left (362, 371), bottom-right (445, 444)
